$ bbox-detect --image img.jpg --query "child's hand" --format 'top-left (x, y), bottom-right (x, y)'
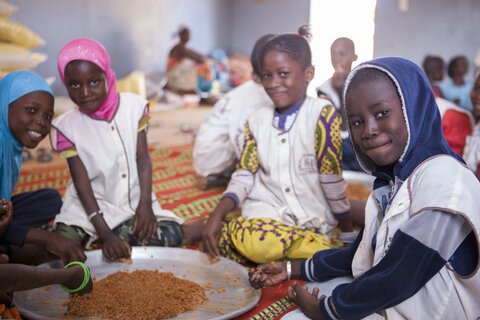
top-left (0, 199), bottom-right (13, 232)
top-left (45, 233), bottom-right (87, 263)
top-left (337, 218), bottom-right (354, 233)
top-left (101, 233), bottom-right (131, 261)
top-left (248, 261), bottom-right (288, 289)
top-left (200, 215), bottom-right (223, 262)
top-left (64, 264), bottom-right (93, 296)
top-left (131, 202), bottom-right (157, 244)
top-left (288, 282), bottom-right (325, 320)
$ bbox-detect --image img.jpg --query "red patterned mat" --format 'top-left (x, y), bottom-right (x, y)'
top-left (15, 144), bottom-right (224, 221)
top-left (14, 144), bottom-right (296, 320)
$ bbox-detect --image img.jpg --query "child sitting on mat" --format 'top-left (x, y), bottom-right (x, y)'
top-left (250, 57), bottom-right (480, 319)
top-left (0, 70), bottom-right (86, 266)
top-left (51, 38), bottom-right (203, 261)
top-left (201, 26), bottom-right (355, 265)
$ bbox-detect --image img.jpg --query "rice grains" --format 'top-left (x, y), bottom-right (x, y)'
top-left (66, 270), bottom-right (207, 320)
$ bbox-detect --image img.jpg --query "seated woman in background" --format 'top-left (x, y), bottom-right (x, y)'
top-left (167, 26), bottom-right (234, 96)
top-left (166, 26), bottom-right (207, 94)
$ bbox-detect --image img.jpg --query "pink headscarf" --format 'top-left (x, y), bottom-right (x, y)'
top-left (57, 38), bottom-right (119, 121)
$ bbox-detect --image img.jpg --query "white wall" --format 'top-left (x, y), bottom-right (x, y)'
top-left (12, 0), bottom-right (480, 94)
top-left (11, 0), bottom-right (232, 93)
top-left (229, 0), bottom-right (310, 56)
top-left (374, 0), bottom-right (480, 78)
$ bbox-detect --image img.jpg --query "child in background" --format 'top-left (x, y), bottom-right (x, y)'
top-left (422, 55), bottom-right (445, 98)
top-left (440, 55), bottom-right (473, 111)
top-left (423, 55), bottom-right (474, 156)
top-left (0, 70), bottom-right (86, 265)
top-left (316, 37), bottom-right (360, 172)
top-left (463, 70), bottom-right (480, 178)
top-left (250, 57), bottom-right (480, 319)
top-left (201, 26), bottom-right (354, 265)
top-left (316, 37), bottom-right (357, 112)
top-left (193, 34), bottom-right (275, 189)
top-left (51, 38), bottom-right (203, 261)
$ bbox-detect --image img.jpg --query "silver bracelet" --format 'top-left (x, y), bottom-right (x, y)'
top-left (286, 261), bottom-right (292, 280)
top-left (88, 210), bottom-right (103, 222)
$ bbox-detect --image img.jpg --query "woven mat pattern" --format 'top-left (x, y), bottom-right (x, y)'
top-left (14, 144), bottom-right (297, 319)
top-left (15, 145), bottom-right (224, 221)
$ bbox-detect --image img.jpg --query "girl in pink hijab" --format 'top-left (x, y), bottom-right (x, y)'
top-left (51, 38), bottom-right (203, 261)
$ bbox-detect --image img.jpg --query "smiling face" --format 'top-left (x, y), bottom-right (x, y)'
top-left (8, 91), bottom-right (54, 149)
top-left (260, 50), bottom-right (314, 113)
top-left (346, 75), bottom-right (408, 167)
top-left (64, 60), bottom-right (107, 114)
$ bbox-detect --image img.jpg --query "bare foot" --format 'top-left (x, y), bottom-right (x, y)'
top-left (182, 219), bottom-right (205, 245)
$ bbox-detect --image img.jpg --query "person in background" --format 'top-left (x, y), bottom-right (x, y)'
top-left (166, 26), bottom-right (207, 94)
top-left (51, 38), bottom-right (203, 262)
top-left (422, 54), bottom-right (474, 155)
top-left (250, 57), bottom-right (480, 320)
top-left (316, 37), bottom-right (361, 171)
top-left (463, 70), bottom-right (480, 178)
top-left (193, 34), bottom-right (275, 190)
top-left (0, 71), bottom-right (86, 266)
top-left (440, 55), bottom-right (473, 111)
top-left (422, 55), bottom-right (446, 98)
top-left (201, 26), bottom-right (356, 265)
top-left (435, 95), bottom-right (473, 156)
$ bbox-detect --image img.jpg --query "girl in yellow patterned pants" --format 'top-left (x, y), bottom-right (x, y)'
top-left (218, 217), bottom-right (332, 264)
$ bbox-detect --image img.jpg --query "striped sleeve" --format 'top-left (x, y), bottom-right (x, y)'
top-left (59, 147), bottom-right (78, 159)
top-left (315, 211), bottom-right (473, 320)
top-left (238, 122), bottom-right (259, 174)
top-left (315, 105), bottom-right (351, 218)
top-left (222, 122), bottom-right (258, 204)
top-left (138, 114), bottom-right (150, 132)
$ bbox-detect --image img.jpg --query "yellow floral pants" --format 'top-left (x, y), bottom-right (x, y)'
top-left (218, 217), bottom-right (332, 264)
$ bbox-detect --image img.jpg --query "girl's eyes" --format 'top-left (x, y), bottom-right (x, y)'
top-left (375, 110), bottom-right (389, 118)
top-left (350, 119), bottom-right (363, 127)
top-left (25, 106), bottom-right (53, 121)
top-left (69, 82), bottom-right (80, 89)
top-left (68, 79), bottom-right (100, 88)
top-left (261, 73), bottom-right (271, 81)
top-left (279, 71), bottom-right (288, 77)
top-left (350, 110), bottom-right (389, 127)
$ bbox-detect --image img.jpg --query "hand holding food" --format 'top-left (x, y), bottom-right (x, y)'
top-left (248, 261), bottom-right (288, 289)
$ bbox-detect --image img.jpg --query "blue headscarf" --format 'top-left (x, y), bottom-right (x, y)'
top-left (343, 57), bottom-right (463, 190)
top-left (0, 71), bottom-right (53, 200)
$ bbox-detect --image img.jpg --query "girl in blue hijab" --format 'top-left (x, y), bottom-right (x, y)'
top-left (0, 71), bottom-right (85, 266)
top-left (249, 57), bottom-right (480, 319)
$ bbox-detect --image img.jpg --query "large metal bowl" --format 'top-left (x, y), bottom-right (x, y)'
top-left (14, 247), bottom-right (261, 320)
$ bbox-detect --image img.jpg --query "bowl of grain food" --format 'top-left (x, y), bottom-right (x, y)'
top-left (343, 170), bottom-right (374, 201)
top-left (14, 247), bottom-right (261, 320)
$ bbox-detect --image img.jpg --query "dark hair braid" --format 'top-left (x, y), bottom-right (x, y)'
top-left (259, 25), bottom-right (313, 70)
